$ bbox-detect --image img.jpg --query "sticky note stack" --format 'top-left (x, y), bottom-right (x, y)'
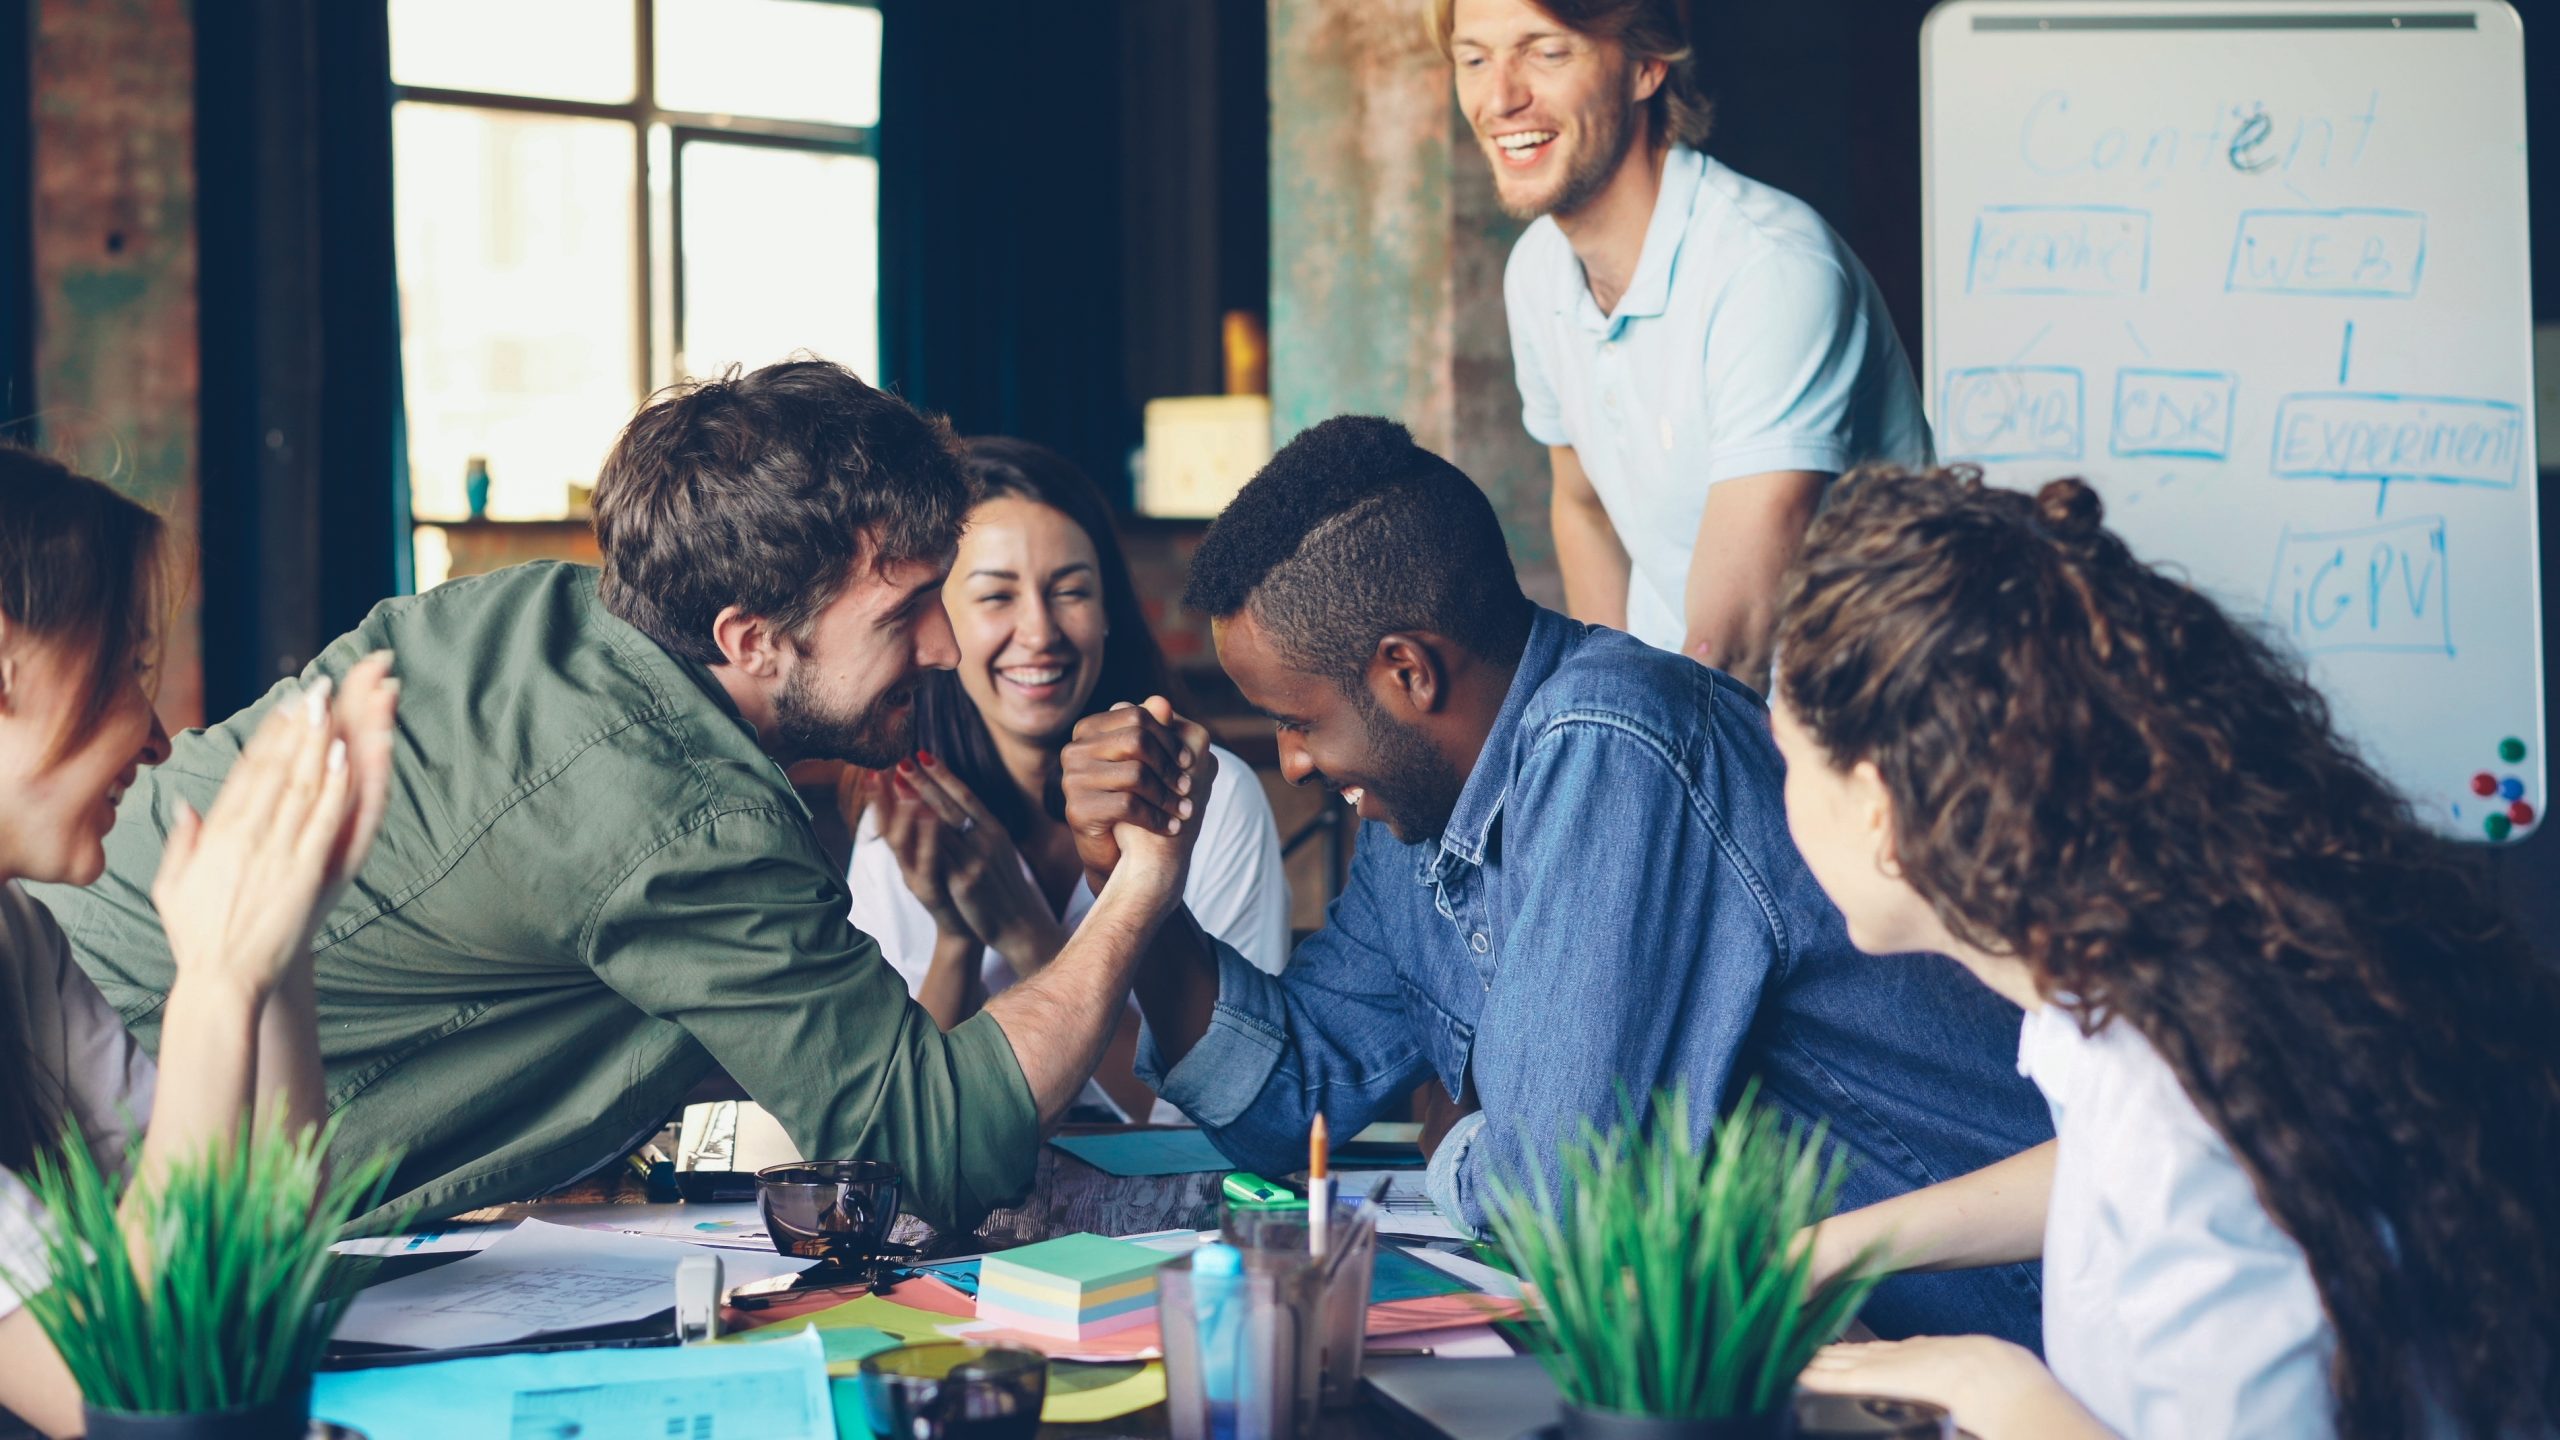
top-left (975, 1233), bottom-right (1164, 1340)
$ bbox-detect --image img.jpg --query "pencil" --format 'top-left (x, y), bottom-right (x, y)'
top-left (1307, 1112), bottom-right (1333, 1259)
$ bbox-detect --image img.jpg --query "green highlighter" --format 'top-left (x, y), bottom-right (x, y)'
top-left (1221, 1172), bottom-right (1307, 1211)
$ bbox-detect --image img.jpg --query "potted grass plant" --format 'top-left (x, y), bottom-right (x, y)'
top-left (1484, 1084), bottom-right (1885, 1440)
top-left (5, 1114), bottom-right (397, 1440)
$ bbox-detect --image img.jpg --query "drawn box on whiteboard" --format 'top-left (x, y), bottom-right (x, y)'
top-left (2261, 516), bottom-right (2452, 657)
top-left (1941, 365), bottom-right (2084, 462)
top-left (1967, 205), bottom-right (2151, 295)
top-left (2111, 369), bottom-right (2236, 460)
top-left (2226, 209), bottom-right (2426, 298)
top-left (2271, 393), bottom-right (2525, 488)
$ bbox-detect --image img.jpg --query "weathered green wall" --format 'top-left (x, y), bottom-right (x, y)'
top-left (32, 0), bottom-right (201, 728)
top-left (1268, 0), bottom-right (1557, 605)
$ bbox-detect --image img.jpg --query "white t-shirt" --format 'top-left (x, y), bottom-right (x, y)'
top-left (2022, 1003), bottom-right (2336, 1438)
top-left (1506, 145), bottom-right (1933, 652)
top-left (849, 743), bottom-right (1290, 1121)
top-left (1, 881), bottom-right (155, 1319)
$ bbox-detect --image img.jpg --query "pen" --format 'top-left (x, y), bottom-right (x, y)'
top-left (1364, 1346), bottom-right (1435, 1358)
top-left (1306, 1113), bottom-right (1333, 1260)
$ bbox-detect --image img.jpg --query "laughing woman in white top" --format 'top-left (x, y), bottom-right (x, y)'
top-left (0, 452), bottom-right (398, 1437)
top-left (849, 438), bottom-right (1287, 1121)
top-left (1766, 466), bottom-right (2559, 1440)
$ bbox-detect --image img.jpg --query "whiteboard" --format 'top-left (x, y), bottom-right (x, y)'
top-left (1923, 0), bottom-right (2541, 842)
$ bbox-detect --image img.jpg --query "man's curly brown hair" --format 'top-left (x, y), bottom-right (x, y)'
top-left (1776, 464), bottom-right (2560, 1440)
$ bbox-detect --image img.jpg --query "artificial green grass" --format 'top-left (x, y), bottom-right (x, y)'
top-left (9, 1112), bottom-right (398, 1415)
top-left (1484, 1084), bottom-right (1886, 1421)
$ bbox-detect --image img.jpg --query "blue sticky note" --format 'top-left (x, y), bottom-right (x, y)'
top-left (314, 1327), bottom-right (832, 1440)
top-left (1049, 1129), bottom-right (1234, 1177)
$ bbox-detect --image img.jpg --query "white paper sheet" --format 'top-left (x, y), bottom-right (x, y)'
top-left (333, 1218), bottom-right (812, 1348)
top-left (1370, 1323), bottom-right (1515, 1359)
top-left (331, 1223), bottom-right (509, 1258)
top-left (489, 1201), bottom-right (779, 1252)
top-left (1338, 1169), bottom-right (1469, 1241)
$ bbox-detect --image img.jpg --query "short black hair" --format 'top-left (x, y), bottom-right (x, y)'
top-left (1183, 416), bottom-right (1533, 685)
top-left (593, 358), bottom-right (972, 664)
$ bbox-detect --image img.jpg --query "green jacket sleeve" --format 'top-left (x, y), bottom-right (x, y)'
top-left (582, 804), bottom-right (1039, 1232)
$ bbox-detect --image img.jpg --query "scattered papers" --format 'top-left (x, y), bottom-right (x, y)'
top-left (313, 1325), bottom-right (832, 1440)
top-left (1373, 1323), bottom-right (1516, 1359)
top-left (1367, 1293), bottom-right (1526, 1336)
top-left (1039, 1359), bottom-right (1169, 1424)
top-left (1049, 1128), bottom-right (1233, 1176)
top-left (505, 1201), bottom-right (777, 1252)
top-left (1338, 1169), bottom-right (1470, 1241)
top-left (334, 1219), bottom-right (812, 1348)
top-left (331, 1203), bottom-right (778, 1260)
top-left (332, 1224), bottom-right (505, 1258)
top-left (1401, 1244), bottom-right (1524, 1301)
top-left (1371, 1246), bottom-right (1470, 1302)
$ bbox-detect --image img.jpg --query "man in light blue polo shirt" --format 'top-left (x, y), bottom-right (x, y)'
top-left (1439, 0), bottom-right (1931, 688)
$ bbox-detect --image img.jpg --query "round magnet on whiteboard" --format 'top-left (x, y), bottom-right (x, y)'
top-left (2509, 801), bottom-right (2536, 828)
top-left (2499, 777), bottom-right (2525, 802)
top-left (2472, 773), bottom-right (2499, 797)
top-left (2485, 813), bottom-right (2514, 842)
top-left (2499, 737), bottom-right (2528, 763)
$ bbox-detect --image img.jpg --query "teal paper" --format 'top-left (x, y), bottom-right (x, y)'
top-left (1048, 1129), bottom-right (1232, 1177)
top-left (1370, 1245), bottom-right (1468, 1302)
top-left (313, 1326), bottom-right (831, 1440)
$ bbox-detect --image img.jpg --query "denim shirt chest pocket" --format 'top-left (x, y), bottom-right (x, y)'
top-left (1396, 848), bottom-right (1495, 1099)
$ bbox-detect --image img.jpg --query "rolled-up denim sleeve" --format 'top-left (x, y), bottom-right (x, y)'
top-left (1445, 717), bottom-right (1779, 1232)
top-left (1138, 840), bottom-right (1427, 1177)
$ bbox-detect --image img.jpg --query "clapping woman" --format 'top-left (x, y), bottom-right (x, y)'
top-left (0, 453), bottom-right (399, 1437)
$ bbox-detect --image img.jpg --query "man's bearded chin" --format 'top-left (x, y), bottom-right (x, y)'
top-left (774, 665), bottom-right (916, 768)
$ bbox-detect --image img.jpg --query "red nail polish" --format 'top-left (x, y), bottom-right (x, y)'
top-left (897, 760), bottom-right (914, 775)
top-left (917, 750), bottom-right (937, 768)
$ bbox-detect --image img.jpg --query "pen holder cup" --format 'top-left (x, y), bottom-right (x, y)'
top-left (1160, 1251), bottom-right (1325, 1440)
top-left (1219, 1199), bottom-right (1380, 1409)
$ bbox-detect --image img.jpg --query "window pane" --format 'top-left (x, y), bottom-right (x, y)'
top-left (678, 141), bottom-right (879, 384)
top-left (655, 0), bottom-right (881, 128)
top-left (395, 104), bottom-right (642, 521)
top-left (390, 0), bottom-right (637, 105)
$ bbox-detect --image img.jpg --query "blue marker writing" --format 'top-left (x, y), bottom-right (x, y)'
top-left (1193, 1242), bottom-right (1245, 1440)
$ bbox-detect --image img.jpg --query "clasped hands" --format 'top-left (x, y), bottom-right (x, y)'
top-left (1058, 698), bottom-right (1217, 902)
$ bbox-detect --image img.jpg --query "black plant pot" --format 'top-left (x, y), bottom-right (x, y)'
top-left (83, 1385), bottom-right (313, 1440)
top-left (1559, 1399), bottom-right (1796, 1440)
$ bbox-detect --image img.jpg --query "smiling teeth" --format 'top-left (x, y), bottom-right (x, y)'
top-left (1342, 787), bottom-right (1365, 807)
top-left (1004, 668), bottom-right (1067, 686)
top-left (1497, 131), bottom-right (1555, 152)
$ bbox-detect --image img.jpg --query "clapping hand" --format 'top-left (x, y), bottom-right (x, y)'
top-left (150, 652), bottom-right (400, 996)
top-left (878, 753), bottom-right (1064, 961)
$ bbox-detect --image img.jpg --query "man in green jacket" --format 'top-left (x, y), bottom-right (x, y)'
top-left (36, 360), bottom-right (1215, 1230)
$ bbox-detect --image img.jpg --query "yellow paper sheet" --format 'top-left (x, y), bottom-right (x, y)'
top-left (1040, 1361), bottom-right (1168, 1424)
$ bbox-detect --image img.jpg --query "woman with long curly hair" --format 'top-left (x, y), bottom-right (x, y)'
top-left (1774, 465), bottom-right (2559, 1439)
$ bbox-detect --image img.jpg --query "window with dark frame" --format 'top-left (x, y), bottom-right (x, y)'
top-left (389, 0), bottom-right (881, 588)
